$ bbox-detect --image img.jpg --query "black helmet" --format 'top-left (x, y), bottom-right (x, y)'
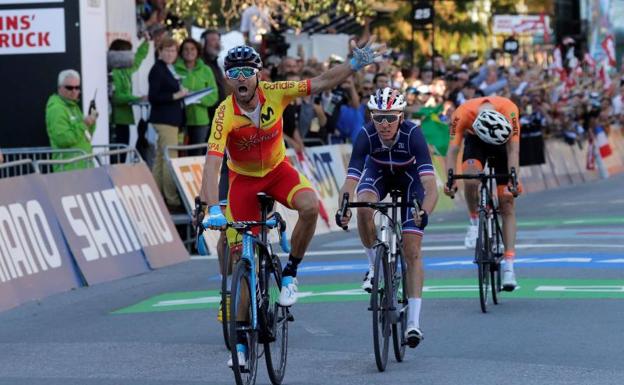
top-left (224, 45), bottom-right (262, 70)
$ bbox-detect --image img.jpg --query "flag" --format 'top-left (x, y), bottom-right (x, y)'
top-left (583, 52), bottom-right (596, 71)
top-left (601, 35), bottom-right (616, 67)
top-left (599, 59), bottom-right (612, 89)
top-left (594, 126), bottom-right (612, 158)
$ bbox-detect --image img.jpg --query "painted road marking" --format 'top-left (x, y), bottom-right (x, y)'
top-left (191, 243), bottom-right (624, 260)
top-left (113, 279), bottom-right (624, 314)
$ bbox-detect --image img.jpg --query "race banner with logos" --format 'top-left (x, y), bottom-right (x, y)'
top-left (0, 174), bottom-right (81, 311)
top-left (41, 167), bottom-right (150, 285)
top-left (106, 163), bottom-right (189, 268)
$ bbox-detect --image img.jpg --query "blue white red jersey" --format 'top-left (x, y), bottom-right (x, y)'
top-left (347, 120), bottom-right (435, 181)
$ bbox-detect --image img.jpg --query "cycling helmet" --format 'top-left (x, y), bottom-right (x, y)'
top-left (367, 87), bottom-right (407, 112)
top-left (472, 109), bottom-right (513, 145)
top-left (224, 45), bottom-right (263, 70)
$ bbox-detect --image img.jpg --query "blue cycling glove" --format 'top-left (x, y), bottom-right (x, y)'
top-left (202, 205), bottom-right (227, 229)
top-left (350, 43), bottom-right (378, 71)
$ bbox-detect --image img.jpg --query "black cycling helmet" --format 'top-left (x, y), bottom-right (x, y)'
top-left (224, 45), bottom-right (263, 70)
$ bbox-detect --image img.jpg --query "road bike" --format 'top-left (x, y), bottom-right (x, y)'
top-left (447, 160), bottom-right (517, 313)
top-left (337, 190), bottom-right (418, 372)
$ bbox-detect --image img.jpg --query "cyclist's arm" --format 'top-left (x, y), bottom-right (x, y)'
top-left (444, 108), bottom-right (468, 173)
top-left (506, 139), bottom-right (519, 174)
top-left (199, 154), bottom-right (222, 207)
top-left (309, 61), bottom-right (355, 95)
top-left (420, 175), bottom-right (438, 215)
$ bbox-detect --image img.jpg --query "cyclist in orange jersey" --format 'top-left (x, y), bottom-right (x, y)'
top-left (444, 96), bottom-right (522, 291)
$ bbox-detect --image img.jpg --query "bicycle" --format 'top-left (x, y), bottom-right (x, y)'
top-left (446, 159), bottom-right (518, 313)
top-left (336, 190), bottom-right (418, 372)
top-left (221, 193), bottom-right (292, 385)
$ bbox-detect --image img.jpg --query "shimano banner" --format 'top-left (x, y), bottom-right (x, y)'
top-left (0, 174), bottom-right (81, 311)
top-left (42, 167), bottom-right (150, 285)
top-left (106, 163), bottom-right (189, 268)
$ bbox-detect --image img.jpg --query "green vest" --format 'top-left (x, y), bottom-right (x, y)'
top-left (174, 58), bottom-right (219, 126)
top-left (110, 39), bottom-right (149, 125)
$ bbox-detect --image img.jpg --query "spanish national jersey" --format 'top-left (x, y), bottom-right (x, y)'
top-left (449, 96), bottom-right (521, 147)
top-left (208, 80), bottom-right (311, 177)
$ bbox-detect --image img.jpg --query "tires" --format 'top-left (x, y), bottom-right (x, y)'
top-left (392, 252), bottom-right (407, 362)
top-left (264, 254), bottom-right (288, 385)
top-left (371, 244), bottom-right (390, 372)
top-left (476, 213), bottom-right (490, 313)
top-left (221, 244), bottom-right (231, 350)
top-left (229, 260), bottom-right (258, 385)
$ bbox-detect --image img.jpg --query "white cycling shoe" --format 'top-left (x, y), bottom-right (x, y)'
top-left (464, 224), bottom-right (478, 249)
top-left (361, 270), bottom-right (374, 293)
top-left (502, 270), bottom-right (517, 292)
top-left (405, 325), bottom-right (424, 348)
top-left (279, 276), bottom-right (298, 307)
top-left (227, 344), bottom-right (247, 369)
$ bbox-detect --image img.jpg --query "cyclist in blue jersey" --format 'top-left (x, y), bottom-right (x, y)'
top-left (337, 87), bottom-right (438, 348)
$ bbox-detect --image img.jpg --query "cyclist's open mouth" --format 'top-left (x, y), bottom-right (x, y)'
top-left (237, 86), bottom-right (248, 95)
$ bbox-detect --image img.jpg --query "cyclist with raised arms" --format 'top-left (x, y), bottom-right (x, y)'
top-left (337, 87), bottom-right (438, 348)
top-left (199, 41), bottom-right (384, 366)
top-left (444, 96), bottom-right (522, 291)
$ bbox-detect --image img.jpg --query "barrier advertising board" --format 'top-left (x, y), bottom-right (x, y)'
top-left (42, 167), bottom-right (150, 285)
top-left (106, 163), bottom-right (189, 268)
top-left (0, 174), bottom-right (81, 311)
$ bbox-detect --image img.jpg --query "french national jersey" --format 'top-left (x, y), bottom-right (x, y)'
top-left (347, 120), bottom-right (435, 181)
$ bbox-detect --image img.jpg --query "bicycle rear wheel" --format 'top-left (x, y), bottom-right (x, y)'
top-left (221, 243), bottom-right (231, 350)
top-left (264, 254), bottom-right (288, 385)
top-left (229, 260), bottom-right (258, 385)
top-left (392, 251), bottom-right (407, 362)
top-left (371, 244), bottom-right (390, 372)
top-left (476, 214), bottom-right (490, 313)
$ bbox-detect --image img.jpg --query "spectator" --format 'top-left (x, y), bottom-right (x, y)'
top-left (108, 36), bottom-right (149, 162)
top-left (175, 38), bottom-right (219, 155)
top-left (373, 72), bottom-right (390, 89)
top-left (45, 69), bottom-right (97, 171)
top-left (276, 56), bottom-right (298, 80)
top-left (201, 29), bottom-right (227, 119)
top-left (240, 0), bottom-right (272, 50)
top-left (0, 149), bottom-right (3, 164)
top-left (282, 74), bottom-right (306, 152)
top-left (148, 37), bottom-right (187, 210)
top-left (336, 76), bottom-right (365, 143)
top-left (298, 68), bottom-right (327, 140)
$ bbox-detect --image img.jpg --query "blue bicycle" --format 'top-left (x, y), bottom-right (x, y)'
top-left (223, 193), bottom-right (292, 385)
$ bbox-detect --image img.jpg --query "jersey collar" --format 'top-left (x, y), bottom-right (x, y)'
top-left (232, 86), bottom-right (266, 116)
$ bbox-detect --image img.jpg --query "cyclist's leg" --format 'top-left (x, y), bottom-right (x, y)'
top-left (356, 164), bottom-right (388, 291)
top-left (264, 161), bottom-right (317, 306)
top-left (461, 135), bottom-right (487, 248)
top-left (493, 151), bottom-right (518, 289)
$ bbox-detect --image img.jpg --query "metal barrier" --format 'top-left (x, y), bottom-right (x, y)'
top-left (0, 158), bottom-right (37, 179)
top-left (1, 147), bottom-right (88, 174)
top-left (93, 143), bottom-right (138, 165)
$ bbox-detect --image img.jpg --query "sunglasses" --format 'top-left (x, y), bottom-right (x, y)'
top-left (372, 114), bottom-right (400, 124)
top-left (64, 85), bottom-right (81, 91)
top-left (225, 67), bottom-right (258, 79)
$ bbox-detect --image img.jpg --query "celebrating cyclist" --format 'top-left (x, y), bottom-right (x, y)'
top-left (444, 96), bottom-right (522, 291)
top-left (199, 41), bottom-right (383, 366)
top-left (337, 87), bottom-right (438, 348)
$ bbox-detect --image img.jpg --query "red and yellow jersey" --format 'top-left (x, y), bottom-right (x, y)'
top-left (449, 96), bottom-right (521, 147)
top-left (208, 80), bottom-right (311, 177)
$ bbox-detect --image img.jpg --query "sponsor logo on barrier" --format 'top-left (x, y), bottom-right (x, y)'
top-left (0, 200), bottom-right (62, 282)
top-left (61, 189), bottom-right (143, 261)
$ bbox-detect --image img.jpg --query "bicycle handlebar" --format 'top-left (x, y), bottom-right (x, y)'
top-left (226, 212), bottom-right (291, 254)
top-left (335, 192), bottom-right (418, 231)
top-left (446, 168), bottom-right (519, 198)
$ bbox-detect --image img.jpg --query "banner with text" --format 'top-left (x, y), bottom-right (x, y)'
top-left (0, 8), bottom-right (66, 54)
top-left (0, 174), bottom-right (81, 311)
top-left (42, 167), bottom-right (150, 285)
top-left (106, 163), bottom-right (189, 268)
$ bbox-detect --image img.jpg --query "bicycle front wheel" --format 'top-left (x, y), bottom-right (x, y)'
top-left (264, 254), bottom-right (288, 385)
top-left (371, 244), bottom-right (390, 372)
top-left (476, 214), bottom-right (490, 313)
top-left (229, 260), bottom-right (258, 385)
top-left (392, 251), bottom-right (407, 362)
top-left (221, 243), bottom-right (231, 350)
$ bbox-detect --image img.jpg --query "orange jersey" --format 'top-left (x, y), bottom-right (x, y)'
top-left (449, 96), bottom-right (521, 147)
top-left (208, 79), bottom-right (311, 177)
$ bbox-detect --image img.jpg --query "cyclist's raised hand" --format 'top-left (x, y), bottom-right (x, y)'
top-left (203, 205), bottom-right (227, 230)
top-left (349, 36), bottom-right (386, 71)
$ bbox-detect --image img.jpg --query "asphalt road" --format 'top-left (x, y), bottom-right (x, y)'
top-left (0, 174), bottom-right (623, 385)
